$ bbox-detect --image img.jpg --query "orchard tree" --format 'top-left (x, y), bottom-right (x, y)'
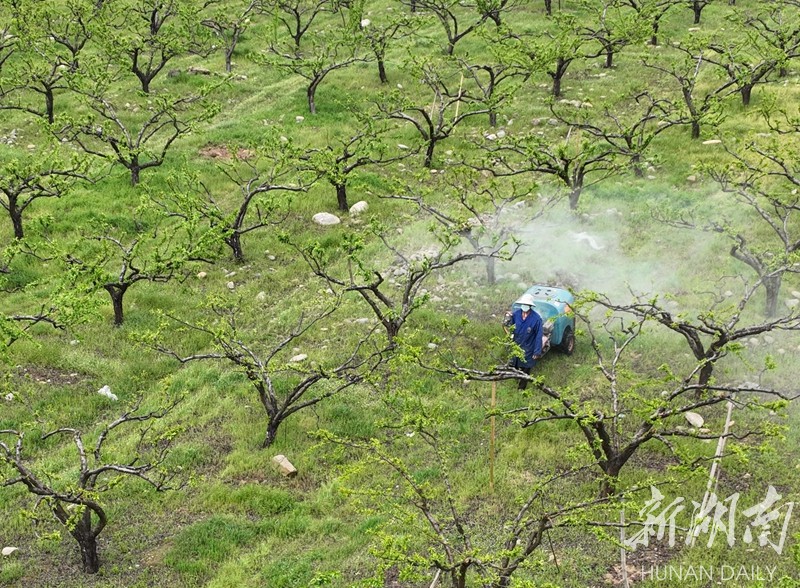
top-left (147, 293), bottom-right (386, 447)
top-left (356, 8), bottom-right (417, 84)
top-left (157, 136), bottom-right (308, 262)
top-left (61, 203), bottom-right (224, 326)
top-left (522, 13), bottom-right (591, 98)
top-left (688, 0), bottom-right (713, 25)
top-left (548, 91), bottom-right (684, 176)
top-left (661, 129), bottom-right (800, 316)
top-left (642, 40), bottom-right (729, 139)
top-left (315, 391), bottom-right (637, 586)
top-left (620, 0), bottom-right (679, 46)
top-left (0, 396), bottom-right (184, 574)
top-left (382, 165), bottom-right (550, 284)
top-left (299, 109), bottom-right (411, 211)
top-left (377, 57), bottom-right (491, 168)
top-left (579, 0), bottom-right (648, 69)
top-left (472, 124), bottom-right (621, 209)
top-left (262, 21), bottom-right (371, 114)
top-left (286, 214), bottom-right (518, 345)
top-left (104, 0), bottom-right (212, 93)
top-left (0, 0), bottom-right (100, 123)
top-left (398, 0), bottom-right (492, 56)
top-left (201, 0), bottom-right (261, 73)
top-left (261, 0), bottom-right (337, 49)
top-left (702, 8), bottom-right (800, 107)
top-left (0, 144), bottom-right (90, 240)
top-left (59, 71), bottom-right (220, 185)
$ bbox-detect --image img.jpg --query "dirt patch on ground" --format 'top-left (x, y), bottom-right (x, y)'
top-left (198, 144), bottom-right (254, 161)
top-left (16, 365), bottom-right (89, 387)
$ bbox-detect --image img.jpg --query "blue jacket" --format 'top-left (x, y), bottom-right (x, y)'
top-left (509, 308), bottom-right (543, 368)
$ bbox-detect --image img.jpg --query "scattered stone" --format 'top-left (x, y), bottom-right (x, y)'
top-left (187, 66), bottom-right (211, 75)
top-left (360, 18), bottom-right (370, 27)
top-left (225, 271), bottom-right (236, 278)
top-left (685, 411), bottom-right (704, 428)
top-left (97, 385), bottom-right (118, 401)
top-left (496, 129), bottom-right (506, 138)
top-left (547, 118), bottom-right (559, 126)
top-left (702, 139), bottom-right (722, 145)
top-left (485, 133), bottom-right (497, 141)
top-left (2, 547), bottom-right (18, 556)
top-left (354, 317), bottom-right (371, 324)
top-left (197, 271), bottom-right (207, 279)
top-left (4, 393), bottom-right (13, 401)
top-left (70, 339), bottom-right (80, 346)
top-left (312, 212), bottom-right (341, 226)
top-left (295, 115), bottom-right (304, 123)
top-left (349, 200), bottom-right (369, 215)
top-left (397, 144), bottom-right (409, 150)
top-left (267, 254), bottom-right (276, 261)
top-left (764, 335), bottom-right (775, 344)
top-left (427, 343), bottom-right (438, 350)
top-left (256, 291), bottom-right (267, 302)
top-left (167, 69), bottom-right (181, 78)
top-left (271, 454), bottom-right (298, 477)
top-left (226, 281), bottom-right (235, 290)
top-left (724, 290), bottom-right (733, 297)
top-left (686, 175), bottom-right (697, 183)
top-left (531, 118), bottom-right (542, 126)
top-left (289, 354), bottom-right (307, 362)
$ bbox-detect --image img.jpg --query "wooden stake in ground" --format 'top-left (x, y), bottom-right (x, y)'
top-left (490, 380), bottom-right (496, 493)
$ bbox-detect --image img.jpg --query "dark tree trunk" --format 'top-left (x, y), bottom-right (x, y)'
top-left (604, 48), bottom-right (613, 69)
top-left (263, 418), bottom-right (280, 448)
top-left (568, 185), bottom-right (581, 210)
top-left (71, 514), bottom-right (100, 574)
top-left (599, 463), bottom-right (622, 498)
top-left (130, 163), bottom-right (141, 186)
top-left (488, 109), bottom-right (497, 127)
top-left (308, 79), bottom-right (319, 114)
top-left (377, 58), bottom-right (388, 83)
top-left (484, 256), bottom-right (496, 284)
top-left (423, 138), bottom-right (436, 168)
top-left (693, 2), bottom-right (702, 24)
top-left (9, 204), bottom-right (23, 240)
top-left (764, 274), bottom-right (781, 318)
top-left (544, 0), bottom-right (552, 16)
top-left (225, 49), bottom-right (233, 73)
top-left (691, 119), bottom-right (700, 139)
top-left (226, 232), bottom-right (245, 263)
top-left (335, 182), bottom-right (348, 211)
top-left (45, 87), bottom-right (55, 124)
top-left (650, 21), bottom-right (660, 46)
top-left (630, 153), bottom-right (643, 177)
top-left (104, 284), bottom-right (128, 326)
top-left (741, 84), bottom-right (753, 107)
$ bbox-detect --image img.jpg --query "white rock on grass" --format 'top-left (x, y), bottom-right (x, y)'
top-left (289, 354), bottom-right (307, 362)
top-left (97, 385), bottom-right (118, 401)
top-left (349, 201), bottom-right (369, 215)
top-left (256, 291), bottom-right (267, 302)
top-left (2, 547), bottom-right (18, 556)
top-left (197, 271), bottom-right (207, 279)
top-left (312, 212), bottom-right (341, 226)
top-left (226, 281), bottom-right (235, 290)
top-left (685, 411), bottom-right (704, 428)
top-left (702, 139), bottom-right (722, 145)
top-left (4, 393), bottom-right (13, 401)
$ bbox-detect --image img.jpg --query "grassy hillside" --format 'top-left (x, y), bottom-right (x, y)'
top-left (1, 0), bottom-right (800, 586)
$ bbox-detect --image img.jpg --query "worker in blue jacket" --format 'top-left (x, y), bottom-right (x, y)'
top-left (503, 293), bottom-right (543, 390)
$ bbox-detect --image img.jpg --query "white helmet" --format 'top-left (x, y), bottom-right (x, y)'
top-left (515, 293), bottom-right (536, 307)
